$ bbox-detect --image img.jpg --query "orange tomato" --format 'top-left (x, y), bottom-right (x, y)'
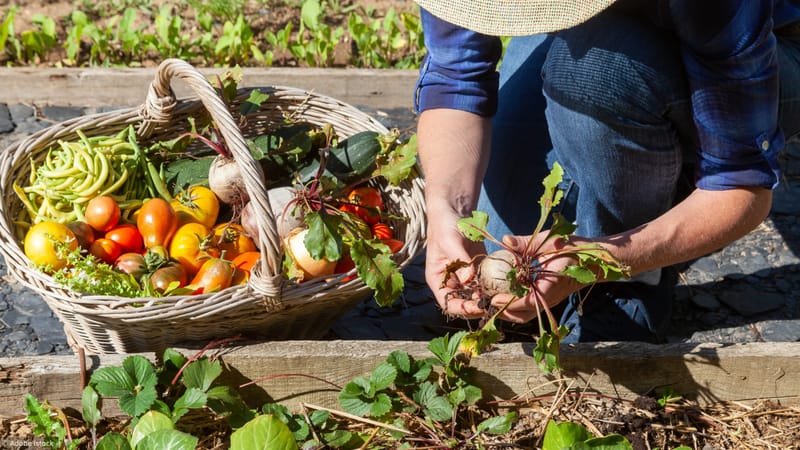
top-left (371, 222), bottom-right (393, 240)
top-left (89, 238), bottom-right (123, 265)
top-left (137, 198), bottom-right (178, 248)
top-left (169, 223), bottom-right (219, 276)
top-left (347, 186), bottom-right (384, 225)
top-left (189, 256), bottom-right (235, 294)
top-left (212, 223), bottom-right (257, 261)
top-left (231, 251), bottom-right (260, 285)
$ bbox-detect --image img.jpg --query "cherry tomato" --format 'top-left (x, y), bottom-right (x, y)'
top-left (212, 223), bottom-right (257, 261)
top-left (114, 252), bottom-right (148, 278)
top-left (381, 238), bottom-right (404, 254)
top-left (148, 263), bottom-right (188, 294)
top-left (89, 238), bottom-right (123, 264)
top-left (169, 223), bottom-right (219, 276)
top-left (171, 185), bottom-right (220, 229)
top-left (137, 198), bottom-right (178, 248)
top-left (66, 221), bottom-right (96, 250)
top-left (84, 195), bottom-right (121, 232)
top-left (231, 251), bottom-right (260, 285)
top-left (371, 222), bottom-right (393, 240)
top-left (189, 256), bottom-right (235, 294)
top-left (347, 186), bottom-right (384, 225)
top-left (105, 223), bottom-right (144, 254)
top-left (24, 221), bottom-right (78, 272)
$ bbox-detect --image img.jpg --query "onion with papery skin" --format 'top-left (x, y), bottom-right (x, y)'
top-left (208, 155), bottom-right (249, 206)
top-left (284, 227), bottom-right (337, 280)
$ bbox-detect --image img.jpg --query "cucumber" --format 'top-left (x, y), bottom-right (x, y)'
top-left (298, 131), bottom-right (382, 185)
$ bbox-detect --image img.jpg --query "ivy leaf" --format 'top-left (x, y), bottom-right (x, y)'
top-left (305, 211), bottom-right (343, 262)
top-left (373, 133), bottom-right (418, 185)
top-left (230, 414), bottom-right (299, 450)
top-left (350, 239), bottom-right (403, 307)
top-left (91, 355), bottom-right (157, 417)
top-left (456, 211), bottom-right (490, 242)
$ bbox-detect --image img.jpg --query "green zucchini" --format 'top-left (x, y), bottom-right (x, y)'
top-left (298, 130), bottom-right (382, 185)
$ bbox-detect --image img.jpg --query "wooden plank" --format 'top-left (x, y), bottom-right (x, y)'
top-left (1, 341), bottom-right (798, 418)
top-left (0, 67), bottom-right (419, 110)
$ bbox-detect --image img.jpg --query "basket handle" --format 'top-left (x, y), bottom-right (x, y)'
top-left (141, 59), bottom-right (283, 298)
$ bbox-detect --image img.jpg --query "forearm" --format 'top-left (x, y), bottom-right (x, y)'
top-left (599, 187), bottom-right (772, 277)
top-left (417, 108), bottom-right (492, 218)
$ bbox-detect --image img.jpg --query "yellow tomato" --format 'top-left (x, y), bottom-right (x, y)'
top-left (212, 223), bottom-right (257, 261)
top-left (171, 185), bottom-right (220, 229)
top-left (24, 221), bottom-right (78, 272)
top-left (169, 222), bottom-right (219, 276)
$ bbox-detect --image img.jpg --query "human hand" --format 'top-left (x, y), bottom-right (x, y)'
top-left (488, 233), bottom-right (586, 324)
top-left (424, 210), bottom-right (487, 319)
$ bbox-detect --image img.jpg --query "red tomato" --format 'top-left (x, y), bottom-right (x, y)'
top-left (371, 222), bottom-right (393, 240)
top-left (334, 254), bottom-right (357, 282)
top-left (89, 238), bottom-right (123, 264)
top-left (149, 263), bottom-right (188, 294)
top-left (85, 196), bottom-right (121, 232)
top-left (137, 198), bottom-right (178, 248)
top-left (347, 186), bottom-right (384, 225)
top-left (105, 223), bottom-right (144, 254)
top-left (189, 256), bottom-right (235, 294)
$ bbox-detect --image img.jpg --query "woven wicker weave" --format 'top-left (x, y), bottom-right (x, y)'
top-left (0, 59), bottom-right (426, 354)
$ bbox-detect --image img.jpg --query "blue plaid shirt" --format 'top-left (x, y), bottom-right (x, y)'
top-left (415, 1), bottom-right (800, 190)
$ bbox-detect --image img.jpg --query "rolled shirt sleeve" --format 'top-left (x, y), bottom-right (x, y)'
top-left (414, 7), bottom-right (503, 117)
top-left (670, 0), bottom-right (783, 190)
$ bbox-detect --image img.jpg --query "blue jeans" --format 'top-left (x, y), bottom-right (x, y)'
top-left (477, 11), bottom-right (800, 343)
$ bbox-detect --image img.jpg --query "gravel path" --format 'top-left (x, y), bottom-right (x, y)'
top-left (0, 102), bottom-right (798, 357)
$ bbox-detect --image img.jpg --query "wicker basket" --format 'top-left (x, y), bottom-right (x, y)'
top-left (0, 59), bottom-right (426, 354)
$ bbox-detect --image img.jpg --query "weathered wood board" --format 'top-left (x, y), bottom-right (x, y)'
top-left (0, 67), bottom-right (418, 110)
top-left (1, 341), bottom-right (798, 418)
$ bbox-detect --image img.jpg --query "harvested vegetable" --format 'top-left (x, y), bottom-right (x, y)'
top-left (24, 221), bottom-right (78, 271)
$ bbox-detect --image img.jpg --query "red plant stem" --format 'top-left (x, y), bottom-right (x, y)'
top-left (169, 336), bottom-right (245, 388)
